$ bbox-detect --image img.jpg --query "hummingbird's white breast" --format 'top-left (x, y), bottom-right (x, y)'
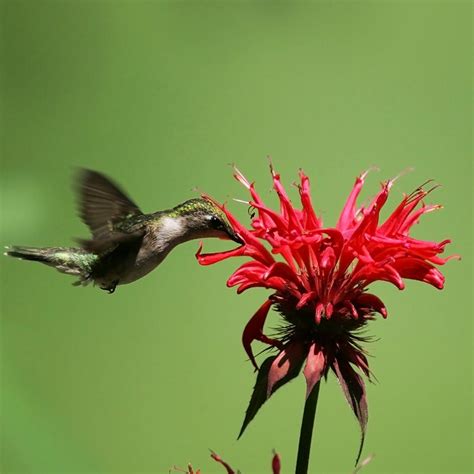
top-left (117, 216), bottom-right (186, 285)
top-left (158, 216), bottom-right (186, 244)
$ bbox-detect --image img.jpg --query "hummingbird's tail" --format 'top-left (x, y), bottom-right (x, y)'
top-left (4, 246), bottom-right (98, 285)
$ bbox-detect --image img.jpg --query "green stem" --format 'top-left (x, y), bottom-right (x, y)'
top-left (295, 381), bottom-right (321, 474)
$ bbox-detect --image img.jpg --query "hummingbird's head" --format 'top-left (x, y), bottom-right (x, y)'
top-left (173, 198), bottom-right (243, 244)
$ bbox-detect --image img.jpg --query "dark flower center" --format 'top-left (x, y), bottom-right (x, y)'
top-left (273, 292), bottom-right (371, 347)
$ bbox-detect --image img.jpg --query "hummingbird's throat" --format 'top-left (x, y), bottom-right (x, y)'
top-left (160, 216), bottom-right (187, 242)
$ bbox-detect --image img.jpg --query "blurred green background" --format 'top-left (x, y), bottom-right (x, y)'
top-left (0, 1), bottom-right (471, 473)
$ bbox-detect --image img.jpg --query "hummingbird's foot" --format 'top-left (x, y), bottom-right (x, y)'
top-left (101, 280), bottom-right (119, 294)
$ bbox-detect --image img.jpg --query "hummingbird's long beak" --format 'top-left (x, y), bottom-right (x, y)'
top-left (228, 229), bottom-right (244, 245)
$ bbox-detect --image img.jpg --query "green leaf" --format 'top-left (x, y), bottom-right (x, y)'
top-left (238, 345), bottom-right (306, 439)
top-left (238, 356), bottom-right (276, 439)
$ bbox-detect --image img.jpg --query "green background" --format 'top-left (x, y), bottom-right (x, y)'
top-left (0, 1), bottom-right (471, 473)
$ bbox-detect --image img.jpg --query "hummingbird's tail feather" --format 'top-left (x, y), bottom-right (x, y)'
top-left (4, 245), bottom-right (97, 285)
top-left (5, 246), bottom-right (50, 262)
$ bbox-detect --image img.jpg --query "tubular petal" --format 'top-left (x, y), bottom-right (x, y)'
top-left (236, 278), bottom-right (287, 294)
top-left (353, 264), bottom-right (405, 290)
top-left (263, 262), bottom-right (301, 287)
top-left (337, 175), bottom-right (366, 232)
top-left (196, 243), bottom-right (245, 265)
top-left (350, 182), bottom-right (391, 240)
top-left (392, 258), bottom-right (445, 289)
top-left (345, 300), bottom-right (359, 319)
top-left (320, 246), bottom-right (336, 270)
top-left (315, 303), bottom-right (324, 324)
top-left (227, 261), bottom-right (269, 287)
top-left (250, 202), bottom-right (288, 231)
top-left (355, 293), bottom-right (388, 318)
top-left (242, 300), bottom-right (273, 371)
top-left (272, 172), bottom-right (302, 231)
top-left (298, 170), bottom-right (322, 229)
top-left (296, 291), bottom-right (317, 309)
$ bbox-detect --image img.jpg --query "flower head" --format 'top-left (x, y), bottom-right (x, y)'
top-left (196, 164), bottom-right (457, 461)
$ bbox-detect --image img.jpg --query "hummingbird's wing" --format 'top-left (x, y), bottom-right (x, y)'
top-left (76, 169), bottom-right (146, 253)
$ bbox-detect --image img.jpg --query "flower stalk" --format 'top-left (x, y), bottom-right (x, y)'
top-left (295, 381), bottom-right (321, 474)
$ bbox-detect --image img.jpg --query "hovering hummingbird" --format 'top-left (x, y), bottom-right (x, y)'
top-left (5, 169), bottom-right (243, 293)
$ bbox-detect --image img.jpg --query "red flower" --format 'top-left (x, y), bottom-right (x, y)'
top-left (196, 165), bottom-right (457, 461)
top-left (176, 451), bottom-right (281, 474)
top-left (211, 450), bottom-right (281, 474)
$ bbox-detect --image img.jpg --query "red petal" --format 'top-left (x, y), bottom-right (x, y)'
top-left (195, 242), bottom-right (245, 265)
top-left (427, 253), bottom-right (461, 265)
top-left (399, 204), bottom-right (441, 234)
top-left (352, 263), bottom-right (405, 290)
top-left (350, 181), bottom-right (391, 240)
top-left (250, 202), bottom-right (288, 232)
top-left (315, 303), bottom-right (324, 324)
top-left (320, 246), bottom-right (336, 270)
top-left (227, 261), bottom-right (269, 287)
top-left (271, 170), bottom-right (302, 231)
top-left (355, 293), bottom-right (387, 318)
top-left (337, 174), bottom-right (366, 232)
top-left (296, 291), bottom-right (317, 309)
top-left (242, 300), bottom-right (278, 371)
top-left (263, 262), bottom-right (302, 287)
top-left (236, 277), bottom-right (289, 294)
top-left (344, 300), bottom-right (359, 319)
top-left (392, 257), bottom-right (445, 289)
top-left (298, 170), bottom-right (322, 229)
top-left (379, 183), bottom-right (433, 236)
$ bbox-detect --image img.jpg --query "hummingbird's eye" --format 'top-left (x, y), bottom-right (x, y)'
top-left (209, 215), bottom-right (224, 230)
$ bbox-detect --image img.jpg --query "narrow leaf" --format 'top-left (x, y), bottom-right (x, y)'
top-left (333, 358), bottom-right (368, 466)
top-left (238, 356), bottom-right (276, 439)
top-left (239, 342), bottom-right (307, 439)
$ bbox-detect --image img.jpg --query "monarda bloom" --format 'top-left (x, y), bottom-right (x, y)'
top-left (196, 165), bottom-right (457, 461)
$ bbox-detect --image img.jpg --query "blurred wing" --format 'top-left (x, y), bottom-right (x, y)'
top-left (77, 169), bottom-right (142, 240)
top-left (76, 169), bottom-right (146, 253)
top-left (77, 231), bottom-right (145, 254)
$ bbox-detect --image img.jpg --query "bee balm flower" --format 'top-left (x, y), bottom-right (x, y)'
top-left (196, 165), bottom-right (457, 462)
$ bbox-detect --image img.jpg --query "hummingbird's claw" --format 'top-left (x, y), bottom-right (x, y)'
top-left (101, 280), bottom-right (119, 294)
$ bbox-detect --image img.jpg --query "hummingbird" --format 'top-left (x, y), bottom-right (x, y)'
top-left (5, 169), bottom-right (243, 293)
